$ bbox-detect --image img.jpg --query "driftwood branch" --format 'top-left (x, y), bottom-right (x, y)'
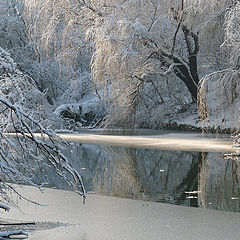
top-left (0, 222), bottom-right (35, 226)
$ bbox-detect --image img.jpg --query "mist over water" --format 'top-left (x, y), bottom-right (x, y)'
top-left (58, 130), bottom-right (235, 153)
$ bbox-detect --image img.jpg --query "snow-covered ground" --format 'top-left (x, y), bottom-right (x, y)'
top-left (3, 186), bottom-right (240, 240)
top-left (160, 103), bottom-right (201, 130)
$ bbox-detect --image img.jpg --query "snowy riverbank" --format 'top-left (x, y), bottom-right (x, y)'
top-left (3, 186), bottom-right (240, 240)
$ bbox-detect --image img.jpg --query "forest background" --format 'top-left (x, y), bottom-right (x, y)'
top-left (1, 0), bottom-right (239, 131)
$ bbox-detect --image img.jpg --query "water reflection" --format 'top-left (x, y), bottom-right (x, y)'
top-left (54, 143), bottom-right (239, 213)
top-left (199, 153), bottom-right (240, 212)
top-left (8, 129), bottom-right (239, 213)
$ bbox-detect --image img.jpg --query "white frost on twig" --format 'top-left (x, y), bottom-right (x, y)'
top-left (163, 63), bottom-right (181, 76)
top-left (0, 229), bottom-right (28, 239)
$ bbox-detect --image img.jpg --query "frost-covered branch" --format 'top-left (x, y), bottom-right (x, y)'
top-left (76, 0), bottom-right (103, 17)
top-left (0, 96), bottom-right (86, 198)
top-left (170, 0), bottom-right (184, 55)
top-left (0, 47), bottom-right (86, 211)
top-left (148, 0), bottom-right (158, 32)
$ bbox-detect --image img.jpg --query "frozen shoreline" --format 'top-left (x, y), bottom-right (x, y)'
top-left (3, 186), bottom-right (240, 240)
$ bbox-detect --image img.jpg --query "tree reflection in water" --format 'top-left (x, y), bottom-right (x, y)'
top-left (199, 153), bottom-right (240, 212)
top-left (43, 143), bottom-right (239, 213)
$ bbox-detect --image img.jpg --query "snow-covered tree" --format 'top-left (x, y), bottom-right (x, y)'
top-left (85, 0), bottom-right (232, 126)
top-left (198, 1), bottom-right (240, 131)
top-left (19, 0), bottom-right (93, 105)
top-left (0, 47), bottom-right (85, 237)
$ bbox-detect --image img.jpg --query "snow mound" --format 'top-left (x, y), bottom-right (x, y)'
top-left (54, 97), bottom-right (106, 127)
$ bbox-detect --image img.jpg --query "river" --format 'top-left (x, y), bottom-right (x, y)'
top-left (40, 129), bottom-right (240, 213)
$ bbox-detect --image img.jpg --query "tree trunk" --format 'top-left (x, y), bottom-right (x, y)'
top-left (172, 55), bottom-right (199, 102)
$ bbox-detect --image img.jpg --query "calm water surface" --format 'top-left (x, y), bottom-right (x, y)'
top-left (45, 129), bottom-right (240, 213)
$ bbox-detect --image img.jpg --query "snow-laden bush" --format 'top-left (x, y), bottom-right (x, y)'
top-left (54, 96), bottom-right (106, 128)
top-left (59, 72), bottom-right (93, 103)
